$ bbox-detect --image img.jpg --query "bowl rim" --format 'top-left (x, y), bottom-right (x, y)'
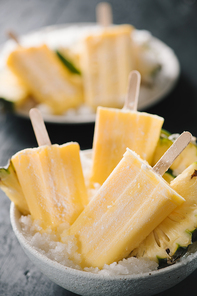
top-left (10, 202), bottom-right (197, 281)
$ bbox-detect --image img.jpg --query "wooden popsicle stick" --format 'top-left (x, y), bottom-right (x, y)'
top-left (123, 70), bottom-right (141, 111)
top-left (29, 108), bottom-right (51, 147)
top-left (96, 2), bottom-right (113, 27)
top-left (153, 131), bottom-right (192, 176)
top-left (7, 31), bottom-right (20, 45)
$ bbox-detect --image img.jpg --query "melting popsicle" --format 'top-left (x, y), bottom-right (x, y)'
top-left (89, 71), bottom-right (164, 187)
top-left (11, 108), bottom-right (88, 228)
top-left (63, 132), bottom-right (191, 268)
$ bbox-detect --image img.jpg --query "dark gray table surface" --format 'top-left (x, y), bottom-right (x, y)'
top-left (1, 0), bottom-right (197, 295)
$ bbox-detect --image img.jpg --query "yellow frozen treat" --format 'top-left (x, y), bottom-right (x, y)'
top-left (7, 45), bottom-right (83, 114)
top-left (90, 106), bottom-right (164, 186)
top-left (11, 142), bottom-right (88, 229)
top-left (81, 25), bottom-right (134, 109)
top-left (64, 148), bottom-right (185, 269)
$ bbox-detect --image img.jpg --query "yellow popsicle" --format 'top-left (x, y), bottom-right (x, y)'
top-left (90, 71), bottom-right (164, 186)
top-left (64, 147), bottom-right (186, 269)
top-left (81, 24), bottom-right (134, 109)
top-left (7, 45), bottom-right (83, 114)
top-left (11, 142), bottom-right (88, 229)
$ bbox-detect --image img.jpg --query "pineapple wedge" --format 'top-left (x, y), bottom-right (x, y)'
top-left (7, 45), bottom-right (84, 115)
top-left (131, 162), bottom-right (197, 267)
top-left (0, 160), bottom-right (29, 215)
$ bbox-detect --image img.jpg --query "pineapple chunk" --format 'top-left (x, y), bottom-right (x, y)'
top-left (163, 172), bottom-right (174, 183)
top-left (7, 45), bottom-right (84, 115)
top-left (0, 161), bottom-right (29, 215)
top-left (131, 162), bottom-right (197, 266)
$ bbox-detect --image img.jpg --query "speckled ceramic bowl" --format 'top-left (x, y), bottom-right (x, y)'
top-left (10, 202), bottom-right (197, 296)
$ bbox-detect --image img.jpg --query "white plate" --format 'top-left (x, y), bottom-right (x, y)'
top-left (0, 23), bottom-right (180, 124)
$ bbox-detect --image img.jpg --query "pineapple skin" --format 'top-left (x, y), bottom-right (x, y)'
top-left (131, 162), bottom-right (197, 266)
top-left (0, 161), bottom-right (29, 215)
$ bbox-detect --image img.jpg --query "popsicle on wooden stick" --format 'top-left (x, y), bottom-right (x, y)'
top-left (89, 71), bottom-right (164, 187)
top-left (81, 3), bottom-right (134, 109)
top-left (11, 108), bottom-right (88, 229)
top-left (7, 43), bottom-right (83, 115)
top-left (64, 132), bottom-right (191, 269)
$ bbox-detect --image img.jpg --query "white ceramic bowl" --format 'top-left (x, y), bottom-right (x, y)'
top-left (10, 202), bottom-right (197, 296)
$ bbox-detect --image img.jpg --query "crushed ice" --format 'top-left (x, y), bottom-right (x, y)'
top-left (19, 215), bottom-right (158, 275)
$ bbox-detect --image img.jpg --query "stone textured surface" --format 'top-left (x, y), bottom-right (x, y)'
top-left (1, 0), bottom-right (197, 295)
